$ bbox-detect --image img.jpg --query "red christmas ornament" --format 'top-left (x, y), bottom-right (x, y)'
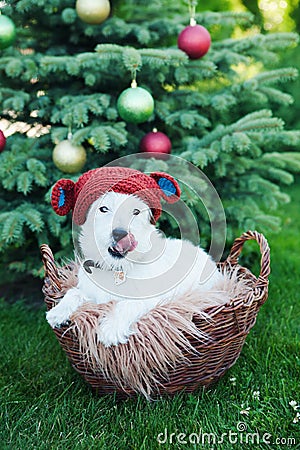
top-left (178, 24), bottom-right (211, 59)
top-left (0, 130), bottom-right (6, 152)
top-left (140, 130), bottom-right (172, 159)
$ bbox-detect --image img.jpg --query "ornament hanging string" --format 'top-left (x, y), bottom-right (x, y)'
top-left (130, 58), bottom-right (142, 88)
top-left (131, 68), bottom-right (138, 88)
top-left (188, 0), bottom-right (198, 26)
top-left (67, 125), bottom-right (73, 141)
top-left (121, 47), bottom-right (142, 88)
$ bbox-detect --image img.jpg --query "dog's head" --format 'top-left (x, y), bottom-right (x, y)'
top-left (79, 191), bottom-right (159, 271)
top-left (51, 167), bottom-right (181, 272)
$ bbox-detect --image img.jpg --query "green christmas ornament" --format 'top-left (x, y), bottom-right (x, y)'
top-left (117, 82), bottom-right (154, 124)
top-left (76, 0), bottom-right (110, 25)
top-left (0, 15), bottom-right (16, 50)
top-left (52, 139), bottom-right (87, 174)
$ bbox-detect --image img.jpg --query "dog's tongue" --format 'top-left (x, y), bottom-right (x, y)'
top-left (115, 233), bottom-right (137, 253)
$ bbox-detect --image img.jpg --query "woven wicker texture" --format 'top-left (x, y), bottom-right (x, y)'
top-left (41, 230), bottom-right (270, 398)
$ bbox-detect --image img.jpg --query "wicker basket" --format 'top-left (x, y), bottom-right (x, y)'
top-left (41, 230), bottom-right (270, 398)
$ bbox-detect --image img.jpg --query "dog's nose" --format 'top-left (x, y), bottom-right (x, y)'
top-left (112, 228), bottom-right (128, 242)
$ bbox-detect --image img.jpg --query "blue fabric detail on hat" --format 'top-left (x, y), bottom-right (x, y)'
top-left (158, 177), bottom-right (176, 197)
top-left (58, 187), bottom-right (65, 208)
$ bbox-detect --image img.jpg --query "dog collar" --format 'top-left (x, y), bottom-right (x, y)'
top-left (83, 260), bottom-right (126, 285)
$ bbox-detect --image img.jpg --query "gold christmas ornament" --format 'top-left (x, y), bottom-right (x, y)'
top-left (52, 139), bottom-right (87, 174)
top-left (76, 0), bottom-right (111, 25)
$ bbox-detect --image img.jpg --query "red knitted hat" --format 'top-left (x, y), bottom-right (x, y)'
top-left (51, 166), bottom-right (181, 225)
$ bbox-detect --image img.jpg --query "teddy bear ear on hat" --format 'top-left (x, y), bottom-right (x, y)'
top-left (51, 178), bottom-right (76, 216)
top-left (150, 172), bottom-right (181, 203)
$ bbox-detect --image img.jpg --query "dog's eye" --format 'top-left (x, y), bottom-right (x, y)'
top-left (99, 206), bottom-right (109, 213)
top-left (133, 209), bottom-right (140, 216)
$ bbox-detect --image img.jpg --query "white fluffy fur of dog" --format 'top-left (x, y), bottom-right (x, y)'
top-left (46, 192), bottom-right (225, 347)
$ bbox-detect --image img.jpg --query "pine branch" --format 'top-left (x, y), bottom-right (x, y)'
top-left (194, 11), bottom-right (253, 28)
top-left (166, 110), bottom-right (210, 130)
top-left (17, 205), bottom-right (44, 233)
top-left (102, 125), bottom-right (128, 147)
top-left (234, 110), bottom-right (273, 124)
top-left (235, 118), bottom-right (284, 134)
top-left (16, 172), bottom-right (33, 195)
top-left (211, 93), bottom-right (237, 112)
top-left (26, 158), bottom-right (48, 187)
top-left (262, 167), bottom-right (294, 185)
top-left (122, 47), bottom-right (142, 73)
top-left (46, 211), bottom-right (67, 238)
top-left (252, 67), bottom-right (298, 85)
top-left (72, 121), bottom-right (128, 150)
top-left (211, 49), bottom-right (250, 66)
top-left (261, 153), bottom-right (300, 172)
top-left (140, 48), bottom-right (188, 66)
top-left (171, 90), bottom-right (210, 107)
top-left (262, 32), bottom-right (299, 51)
top-left (214, 32), bottom-right (298, 53)
top-left (2, 92), bottom-right (31, 115)
top-left (227, 198), bottom-right (282, 232)
top-left (176, 60), bottom-right (217, 81)
top-left (258, 87), bottom-right (294, 106)
top-left (1, 211), bottom-right (25, 245)
top-left (89, 128), bottom-right (110, 153)
top-left (96, 44), bottom-right (188, 72)
top-left (51, 94), bottom-right (112, 127)
top-left (198, 110), bottom-right (284, 148)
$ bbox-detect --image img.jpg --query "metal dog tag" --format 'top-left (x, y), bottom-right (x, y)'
top-left (114, 271), bottom-right (126, 285)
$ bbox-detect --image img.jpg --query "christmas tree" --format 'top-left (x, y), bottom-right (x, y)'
top-left (0, 0), bottom-right (299, 284)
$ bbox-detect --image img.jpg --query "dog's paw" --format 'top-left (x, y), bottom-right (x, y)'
top-left (97, 315), bottom-right (135, 347)
top-left (46, 307), bottom-right (71, 328)
top-left (46, 288), bottom-right (84, 328)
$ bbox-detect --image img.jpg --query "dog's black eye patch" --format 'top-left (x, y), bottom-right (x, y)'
top-left (133, 209), bottom-right (140, 216)
top-left (99, 206), bottom-right (109, 213)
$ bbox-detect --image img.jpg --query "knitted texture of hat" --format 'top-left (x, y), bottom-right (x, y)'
top-left (73, 167), bottom-right (165, 225)
top-left (51, 178), bottom-right (76, 217)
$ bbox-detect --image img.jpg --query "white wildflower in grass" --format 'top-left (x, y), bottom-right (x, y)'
top-left (253, 390), bottom-right (260, 400)
top-left (230, 377), bottom-right (237, 386)
top-left (289, 400), bottom-right (299, 410)
top-left (289, 401), bottom-right (300, 424)
top-left (240, 404), bottom-right (251, 416)
top-left (292, 412), bottom-right (300, 424)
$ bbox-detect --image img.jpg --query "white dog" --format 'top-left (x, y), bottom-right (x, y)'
top-left (47, 189), bottom-right (224, 347)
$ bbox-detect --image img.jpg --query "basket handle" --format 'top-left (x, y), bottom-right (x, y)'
top-left (226, 230), bottom-right (270, 284)
top-left (40, 244), bottom-right (62, 291)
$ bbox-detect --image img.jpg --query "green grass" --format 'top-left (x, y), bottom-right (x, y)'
top-left (1, 182), bottom-right (300, 450)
